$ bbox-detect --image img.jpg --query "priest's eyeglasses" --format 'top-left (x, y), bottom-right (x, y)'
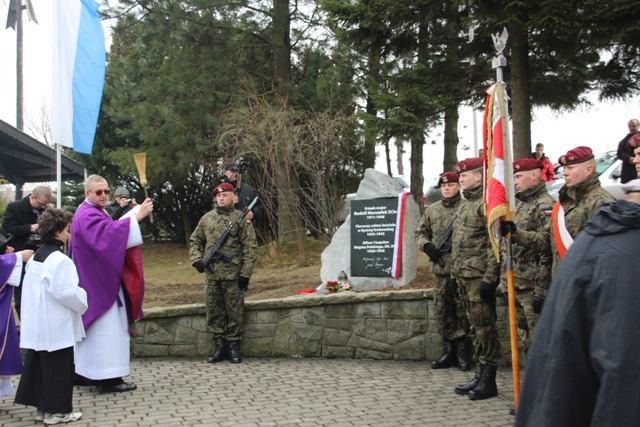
top-left (94, 189), bottom-right (111, 196)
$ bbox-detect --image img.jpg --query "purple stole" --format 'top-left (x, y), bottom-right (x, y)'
top-left (0, 254), bottom-right (22, 376)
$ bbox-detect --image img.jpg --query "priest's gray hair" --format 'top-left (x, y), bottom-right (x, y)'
top-left (85, 174), bottom-right (107, 191)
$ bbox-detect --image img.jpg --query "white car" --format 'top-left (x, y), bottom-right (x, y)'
top-left (546, 151), bottom-right (624, 200)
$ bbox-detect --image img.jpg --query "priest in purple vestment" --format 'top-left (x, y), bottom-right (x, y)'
top-left (69, 175), bottom-right (153, 394)
top-left (0, 239), bottom-right (34, 398)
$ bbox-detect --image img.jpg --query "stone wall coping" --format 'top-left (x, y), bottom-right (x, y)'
top-left (141, 289), bottom-right (435, 320)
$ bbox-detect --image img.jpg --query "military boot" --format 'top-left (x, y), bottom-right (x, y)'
top-left (207, 337), bottom-right (228, 363)
top-left (468, 364), bottom-right (498, 400)
top-left (229, 340), bottom-right (242, 364)
top-left (454, 363), bottom-right (483, 395)
top-left (431, 340), bottom-right (456, 369)
top-left (456, 339), bottom-right (471, 371)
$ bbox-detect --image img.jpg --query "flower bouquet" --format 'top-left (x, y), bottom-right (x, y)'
top-left (325, 280), bottom-right (353, 293)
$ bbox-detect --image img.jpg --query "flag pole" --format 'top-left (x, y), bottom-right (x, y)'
top-left (56, 143), bottom-right (62, 208)
top-left (491, 28), bottom-right (520, 410)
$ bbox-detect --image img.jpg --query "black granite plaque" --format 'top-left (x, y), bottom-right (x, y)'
top-left (350, 197), bottom-right (398, 277)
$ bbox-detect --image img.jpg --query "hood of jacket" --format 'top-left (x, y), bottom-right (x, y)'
top-left (584, 199), bottom-right (640, 236)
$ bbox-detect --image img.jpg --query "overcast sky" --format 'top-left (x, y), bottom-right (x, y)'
top-left (2, 1), bottom-right (640, 181)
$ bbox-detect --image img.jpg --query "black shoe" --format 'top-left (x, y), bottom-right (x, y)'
top-left (454, 363), bottom-right (483, 395)
top-left (509, 404), bottom-right (516, 416)
top-left (468, 364), bottom-right (498, 400)
top-left (73, 374), bottom-right (97, 386)
top-left (229, 340), bottom-right (242, 364)
top-left (431, 340), bottom-right (456, 369)
top-left (99, 382), bottom-right (137, 394)
top-left (207, 337), bottom-right (228, 363)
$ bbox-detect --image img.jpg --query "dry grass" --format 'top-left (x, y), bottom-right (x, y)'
top-left (140, 240), bottom-right (433, 309)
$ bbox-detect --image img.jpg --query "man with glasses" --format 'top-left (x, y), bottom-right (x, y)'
top-left (1, 185), bottom-right (52, 317)
top-left (69, 175), bottom-right (153, 394)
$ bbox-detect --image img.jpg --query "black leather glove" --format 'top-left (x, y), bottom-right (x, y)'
top-left (447, 278), bottom-right (457, 297)
top-left (480, 281), bottom-right (497, 300)
top-left (193, 260), bottom-right (205, 273)
top-left (532, 294), bottom-right (545, 314)
top-left (238, 276), bottom-right (250, 293)
top-left (422, 243), bottom-right (441, 263)
top-left (501, 221), bottom-right (517, 237)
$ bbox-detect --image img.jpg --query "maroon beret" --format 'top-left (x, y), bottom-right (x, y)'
top-left (628, 134), bottom-right (640, 150)
top-left (455, 157), bottom-right (483, 173)
top-left (212, 182), bottom-right (234, 196)
top-left (437, 172), bottom-right (459, 187)
top-left (513, 158), bottom-right (542, 172)
top-left (558, 146), bottom-right (594, 166)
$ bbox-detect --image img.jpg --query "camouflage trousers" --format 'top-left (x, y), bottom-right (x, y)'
top-left (433, 274), bottom-right (470, 341)
top-left (512, 289), bottom-right (539, 356)
top-left (499, 279), bottom-right (540, 359)
top-left (204, 278), bottom-right (244, 340)
top-left (456, 276), bottom-right (502, 366)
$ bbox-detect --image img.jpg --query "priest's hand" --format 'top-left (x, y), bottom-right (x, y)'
top-left (135, 198), bottom-right (154, 222)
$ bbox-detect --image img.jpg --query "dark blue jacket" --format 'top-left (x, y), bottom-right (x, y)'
top-left (516, 199), bottom-right (640, 426)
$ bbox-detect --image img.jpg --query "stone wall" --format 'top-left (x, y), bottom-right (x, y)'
top-left (132, 290), bottom-right (520, 365)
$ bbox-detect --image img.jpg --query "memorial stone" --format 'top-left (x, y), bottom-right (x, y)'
top-left (321, 169), bottom-right (419, 291)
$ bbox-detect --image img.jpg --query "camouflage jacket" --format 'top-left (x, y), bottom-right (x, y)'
top-left (500, 182), bottom-right (554, 295)
top-left (189, 203), bottom-right (258, 280)
top-left (513, 174), bottom-right (614, 279)
top-left (415, 192), bottom-right (462, 276)
top-left (450, 185), bottom-right (500, 283)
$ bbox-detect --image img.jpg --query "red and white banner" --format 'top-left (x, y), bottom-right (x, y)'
top-left (483, 83), bottom-right (515, 258)
top-left (391, 192), bottom-right (410, 279)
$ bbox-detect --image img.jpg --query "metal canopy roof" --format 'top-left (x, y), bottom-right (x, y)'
top-left (0, 119), bottom-right (85, 185)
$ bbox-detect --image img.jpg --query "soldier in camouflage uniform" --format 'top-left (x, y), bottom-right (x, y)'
top-left (506, 146), bottom-right (613, 314)
top-left (415, 172), bottom-right (471, 371)
top-left (499, 158), bottom-right (554, 355)
top-left (450, 157), bottom-right (501, 401)
top-left (190, 182), bottom-right (258, 364)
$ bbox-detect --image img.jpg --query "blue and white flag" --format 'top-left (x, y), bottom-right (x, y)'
top-left (52, 0), bottom-right (105, 155)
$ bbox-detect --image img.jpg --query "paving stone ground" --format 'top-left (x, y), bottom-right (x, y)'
top-left (0, 358), bottom-right (517, 426)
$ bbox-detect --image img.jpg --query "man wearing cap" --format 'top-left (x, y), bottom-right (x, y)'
top-left (450, 157), bottom-right (502, 401)
top-left (416, 172), bottom-right (471, 372)
top-left (506, 146), bottom-right (614, 311)
top-left (190, 182), bottom-right (258, 364)
top-left (616, 119), bottom-right (640, 183)
top-left (499, 159), bottom-right (554, 358)
top-left (106, 187), bottom-right (137, 220)
top-left (515, 179), bottom-right (640, 426)
top-left (220, 162), bottom-right (262, 223)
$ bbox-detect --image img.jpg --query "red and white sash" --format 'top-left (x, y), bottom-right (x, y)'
top-left (552, 202), bottom-right (573, 259)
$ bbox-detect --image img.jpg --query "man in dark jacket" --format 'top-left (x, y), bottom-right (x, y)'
top-left (616, 118), bottom-right (639, 183)
top-left (106, 187), bottom-right (137, 220)
top-left (1, 186), bottom-right (51, 316)
top-left (515, 179), bottom-right (640, 426)
top-left (220, 162), bottom-right (262, 222)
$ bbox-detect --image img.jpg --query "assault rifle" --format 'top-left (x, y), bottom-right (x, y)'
top-left (201, 197), bottom-right (258, 268)
top-left (433, 213), bottom-right (458, 267)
